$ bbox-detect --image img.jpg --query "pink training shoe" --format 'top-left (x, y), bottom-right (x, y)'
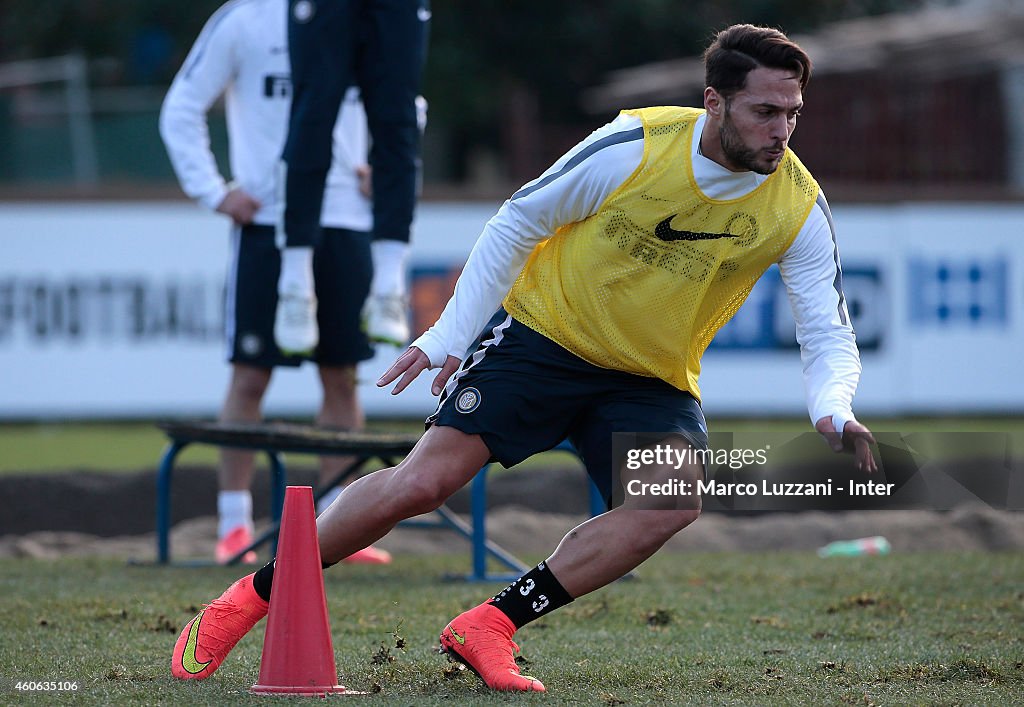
top-left (439, 601), bottom-right (545, 692)
top-left (215, 525), bottom-right (258, 565)
top-left (342, 545), bottom-right (392, 564)
top-left (171, 573), bottom-right (268, 680)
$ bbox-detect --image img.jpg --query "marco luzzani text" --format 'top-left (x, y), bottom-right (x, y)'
top-left (623, 445), bottom-right (894, 498)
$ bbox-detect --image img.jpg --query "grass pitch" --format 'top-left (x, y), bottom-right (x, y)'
top-left (0, 552), bottom-right (1021, 705)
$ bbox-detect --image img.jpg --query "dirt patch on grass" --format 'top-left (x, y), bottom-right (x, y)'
top-left (1, 465), bottom-right (1022, 561)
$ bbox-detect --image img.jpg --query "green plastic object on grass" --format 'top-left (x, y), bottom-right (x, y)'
top-left (817, 536), bottom-right (891, 557)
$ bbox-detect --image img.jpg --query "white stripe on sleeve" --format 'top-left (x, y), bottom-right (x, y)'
top-left (778, 191), bottom-right (862, 432)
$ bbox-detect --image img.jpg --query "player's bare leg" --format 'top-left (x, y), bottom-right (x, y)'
top-left (546, 438), bottom-right (703, 595)
top-left (441, 436), bottom-right (702, 691)
top-left (315, 425), bottom-right (491, 562)
top-left (315, 365), bottom-right (362, 500)
top-left (215, 363), bottom-right (271, 563)
top-left (315, 364), bottom-right (391, 563)
top-left (218, 364), bottom-right (271, 492)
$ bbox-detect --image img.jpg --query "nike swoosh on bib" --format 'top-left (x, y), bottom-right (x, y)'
top-left (654, 216), bottom-right (739, 242)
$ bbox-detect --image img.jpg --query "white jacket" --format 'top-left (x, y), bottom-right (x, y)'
top-left (159, 0), bottom-right (372, 231)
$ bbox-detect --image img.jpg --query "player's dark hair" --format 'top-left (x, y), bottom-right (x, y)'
top-left (703, 24), bottom-right (812, 98)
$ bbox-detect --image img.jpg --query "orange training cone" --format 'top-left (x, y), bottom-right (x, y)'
top-left (251, 486), bottom-right (360, 696)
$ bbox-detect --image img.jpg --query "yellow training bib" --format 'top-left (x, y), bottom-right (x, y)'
top-left (504, 106), bottom-right (819, 400)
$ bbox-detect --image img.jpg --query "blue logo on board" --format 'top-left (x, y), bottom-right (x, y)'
top-left (908, 258), bottom-right (1008, 326)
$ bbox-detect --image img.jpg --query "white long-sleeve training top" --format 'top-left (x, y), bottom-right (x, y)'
top-left (159, 0), bottom-right (372, 231)
top-left (412, 112), bottom-right (862, 432)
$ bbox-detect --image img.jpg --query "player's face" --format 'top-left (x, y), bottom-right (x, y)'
top-left (718, 67), bottom-right (803, 175)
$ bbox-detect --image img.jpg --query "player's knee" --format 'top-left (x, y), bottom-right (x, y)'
top-left (642, 508), bottom-right (702, 547)
top-left (673, 507), bottom-right (702, 532)
top-left (229, 369), bottom-right (270, 404)
top-left (389, 468), bottom-right (453, 517)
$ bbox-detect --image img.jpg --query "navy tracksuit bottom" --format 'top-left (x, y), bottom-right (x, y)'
top-left (283, 0), bottom-right (429, 246)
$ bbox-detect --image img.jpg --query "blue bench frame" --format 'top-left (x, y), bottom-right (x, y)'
top-left (154, 423), bottom-right (602, 581)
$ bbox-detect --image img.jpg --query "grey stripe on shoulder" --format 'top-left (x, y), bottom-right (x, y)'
top-left (510, 126), bottom-right (644, 202)
top-left (815, 191), bottom-right (849, 327)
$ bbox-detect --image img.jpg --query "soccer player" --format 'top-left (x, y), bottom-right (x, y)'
top-left (160, 0), bottom-right (391, 565)
top-left (171, 24), bottom-right (877, 690)
top-left (275, 0), bottom-right (430, 353)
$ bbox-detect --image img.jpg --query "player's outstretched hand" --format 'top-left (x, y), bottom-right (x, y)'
top-left (377, 347), bottom-right (462, 396)
top-left (815, 417), bottom-right (878, 473)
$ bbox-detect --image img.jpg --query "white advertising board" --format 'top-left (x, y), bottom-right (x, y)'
top-left (0, 202), bottom-right (495, 419)
top-left (1, 201), bottom-right (1022, 420)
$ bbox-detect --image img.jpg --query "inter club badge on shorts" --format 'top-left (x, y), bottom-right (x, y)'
top-left (455, 387), bottom-right (481, 414)
top-left (293, 0), bottom-right (315, 23)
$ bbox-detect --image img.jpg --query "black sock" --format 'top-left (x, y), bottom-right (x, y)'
top-left (489, 561), bottom-right (574, 629)
top-left (252, 561), bottom-right (275, 602)
top-left (251, 558), bottom-right (337, 603)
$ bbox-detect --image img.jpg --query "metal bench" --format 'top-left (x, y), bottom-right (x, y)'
top-left (155, 421), bottom-right (601, 581)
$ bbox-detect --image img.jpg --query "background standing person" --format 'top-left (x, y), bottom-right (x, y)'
top-left (172, 23), bottom-right (876, 691)
top-left (159, 0), bottom-right (391, 566)
top-left (274, 0), bottom-right (430, 353)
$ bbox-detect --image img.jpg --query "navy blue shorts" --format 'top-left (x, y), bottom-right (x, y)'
top-left (427, 312), bottom-right (708, 505)
top-left (226, 224), bottom-right (374, 368)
